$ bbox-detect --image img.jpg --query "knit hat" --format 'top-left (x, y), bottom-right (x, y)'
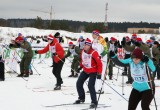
top-left (92, 30), bottom-right (99, 36)
top-left (110, 37), bottom-right (117, 41)
top-left (15, 36), bottom-right (24, 42)
top-left (136, 37), bottom-right (142, 43)
top-left (47, 34), bottom-right (54, 40)
top-left (150, 36), bottom-right (155, 41)
top-left (125, 36), bottom-right (130, 42)
top-left (18, 33), bottom-right (22, 37)
top-left (132, 48), bottom-right (143, 59)
top-left (85, 38), bottom-right (92, 46)
top-left (154, 41), bottom-right (159, 45)
top-left (79, 36), bottom-right (83, 39)
top-left (131, 34), bottom-right (137, 39)
top-left (69, 42), bottom-right (74, 46)
top-left (146, 40), bottom-right (152, 45)
top-left (54, 32), bottom-right (60, 38)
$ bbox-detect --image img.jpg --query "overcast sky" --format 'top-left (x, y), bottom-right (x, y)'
top-left (0, 0), bottom-right (160, 23)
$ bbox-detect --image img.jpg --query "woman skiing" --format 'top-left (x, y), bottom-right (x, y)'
top-left (109, 48), bottom-right (156, 110)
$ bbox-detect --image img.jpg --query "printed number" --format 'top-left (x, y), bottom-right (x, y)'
top-left (134, 77), bottom-right (145, 82)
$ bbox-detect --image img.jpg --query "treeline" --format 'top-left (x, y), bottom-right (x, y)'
top-left (0, 17), bottom-right (160, 33)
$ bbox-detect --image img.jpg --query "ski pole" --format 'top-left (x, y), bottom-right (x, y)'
top-left (95, 79), bottom-right (105, 110)
top-left (101, 79), bottom-right (128, 102)
top-left (146, 65), bottom-right (157, 110)
top-left (122, 73), bottom-right (125, 95)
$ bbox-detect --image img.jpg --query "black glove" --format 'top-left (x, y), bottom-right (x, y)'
top-left (17, 61), bottom-right (21, 64)
top-left (35, 50), bottom-right (38, 54)
top-left (141, 55), bottom-right (149, 63)
top-left (105, 37), bottom-right (108, 43)
top-left (152, 58), bottom-right (157, 62)
top-left (97, 74), bottom-right (101, 79)
top-left (135, 42), bottom-right (141, 47)
top-left (52, 53), bottom-right (57, 56)
top-left (109, 51), bottom-right (115, 58)
top-left (15, 42), bottom-right (20, 47)
top-left (131, 39), bottom-right (135, 44)
top-left (9, 44), bottom-right (14, 48)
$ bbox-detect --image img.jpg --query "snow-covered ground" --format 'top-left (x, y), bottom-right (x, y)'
top-left (0, 27), bottom-right (160, 110)
top-left (1, 58), bottom-right (160, 110)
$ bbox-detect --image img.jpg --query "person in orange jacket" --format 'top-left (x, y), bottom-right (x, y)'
top-left (35, 34), bottom-right (65, 90)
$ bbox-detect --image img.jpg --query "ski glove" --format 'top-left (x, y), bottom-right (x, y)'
top-left (35, 50), bottom-right (38, 54)
top-left (109, 51), bottom-right (115, 58)
top-left (15, 42), bottom-right (20, 47)
top-left (9, 44), bottom-right (14, 48)
top-left (141, 55), bottom-right (149, 63)
top-left (52, 53), bottom-right (57, 56)
top-left (97, 74), bottom-right (101, 79)
top-left (17, 61), bottom-right (21, 64)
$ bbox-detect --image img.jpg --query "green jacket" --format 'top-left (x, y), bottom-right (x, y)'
top-left (65, 46), bottom-right (81, 60)
top-left (151, 46), bottom-right (160, 64)
top-left (122, 43), bottom-right (151, 58)
top-left (11, 41), bottom-right (33, 57)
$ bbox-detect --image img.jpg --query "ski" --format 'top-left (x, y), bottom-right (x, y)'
top-left (43, 103), bottom-right (105, 108)
top-left (81, 105), bottom-right (111, 110)
top-left (43, 103), bottom-right (92, 107)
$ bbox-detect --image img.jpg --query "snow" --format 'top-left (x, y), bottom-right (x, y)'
top-left (0, 27), bottom-right (160, 110)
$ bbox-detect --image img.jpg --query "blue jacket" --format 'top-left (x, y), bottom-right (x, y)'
top-left (111, 56), bottom-right (156, 92)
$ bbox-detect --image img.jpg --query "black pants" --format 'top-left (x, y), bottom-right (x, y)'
top-left (76, 71), bottom-right (97, 104)
top-left (52, 58), bottom-right (65, 86)
top-left (128, 88), bottom-right (154, 110)
top-left (0, 61), bottom-right (5, 80)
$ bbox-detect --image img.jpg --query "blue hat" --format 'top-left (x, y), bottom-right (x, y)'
top-left (79, 36), bottom-right (83, 39)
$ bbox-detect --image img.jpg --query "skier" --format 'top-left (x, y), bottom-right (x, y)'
top-left (0, 45), bottom-right (5, 81)
top-left (65, 42), bottom-right (81, 77)
top-left (91, 30), bottom-right (108, 94)
top-left (74, 38), bottom-right (102, 109)
top-left (35, 34), bottom-right (65, 90)
top-left (121, 36), bottom-right (133, 84)
top-left (77, 36), bottom-right (85, 50)
top-left (9, 34), bottom-right (33, 77)
top-left (110, 48), bottom-right (156, 110)
top-left (107, 37), bottom-right (120, 80)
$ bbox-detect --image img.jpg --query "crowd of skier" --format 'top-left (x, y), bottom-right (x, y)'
top-left (0, 30), bottom-right (160, 110)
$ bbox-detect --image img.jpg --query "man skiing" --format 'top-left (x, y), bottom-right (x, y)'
top-left (74, 38), bottom-right (102, 109)
top-left (35, 34), bottom-right (65, 90)
top-left (65, 41), bottom-right (81, 77)
top-left (9, 33), bottom-right (33, 77)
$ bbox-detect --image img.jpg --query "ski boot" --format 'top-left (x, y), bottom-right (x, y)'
top-left (54, 85), bottom-right (61, 90)
top-left (74, 99), bottom-right (85, 104)
top-left (17, 73), bottom-right (24, 77)
top-left (96, 90), bottom-right (104, 94)
top-left (90, 103), bottom-right (97, 109)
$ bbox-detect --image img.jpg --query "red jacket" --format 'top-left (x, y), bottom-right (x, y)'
top-left (37, 39), bottom-right (64, 63)
top-left (80, 48), bottom-right (102, 74)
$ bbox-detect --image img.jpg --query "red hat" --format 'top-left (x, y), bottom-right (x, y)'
top-left (146, 40), bottom-right (152, 45)
top-left (69, 42), bottom-right (74, 46)
top-left (136, 37), bottom-right (142, 43)
top-left (125, 36), bottom-right (130, 42)
top-left (92, 30), bottom-right (100, 36)
top-left (131, 34), bottom-right (137, 39)
top-left (110, 37), bottom-right (117, 41)
top-left (85, 38), bottom-right (92, 46)
top-left (132, 48), bottom-right (143, 59)
top-left (47, 34), bottom-right (54, 40)
top-left (15, 36), bottom-right (24, 42)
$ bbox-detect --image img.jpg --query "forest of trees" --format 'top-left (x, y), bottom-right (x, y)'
top-left (0, 17), bottom-right (160, 33)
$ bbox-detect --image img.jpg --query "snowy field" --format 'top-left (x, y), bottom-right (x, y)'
top-left (0, 58), bottom-right (160, 110)
top-left (0, 27), bottom-right (160, 110)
